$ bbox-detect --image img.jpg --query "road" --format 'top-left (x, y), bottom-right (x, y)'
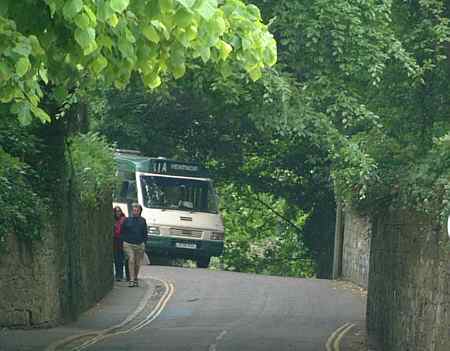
top-left (82, 265), bottom-right (365, 351)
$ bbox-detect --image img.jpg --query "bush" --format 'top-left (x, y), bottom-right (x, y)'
top-left (66, 132), bottom-right (116, 208)
top-left (0, 148), bottom-right (46, 249)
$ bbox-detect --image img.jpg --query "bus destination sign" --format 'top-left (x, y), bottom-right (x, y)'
top-left (150, 159), bottom-right (204, 177)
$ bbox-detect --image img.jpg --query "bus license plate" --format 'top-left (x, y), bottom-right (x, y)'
top-left (176, 242), bottom-right (197, 249)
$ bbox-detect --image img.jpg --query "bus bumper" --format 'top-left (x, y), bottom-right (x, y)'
top-left (146, 236), bottom-right (224, 259)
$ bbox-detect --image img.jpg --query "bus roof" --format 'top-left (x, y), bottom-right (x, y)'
top-left (115, 152), bottom-right (209, 178)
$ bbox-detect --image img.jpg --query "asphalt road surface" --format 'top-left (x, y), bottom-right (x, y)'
top-left (85, 265), bottom-right (365, 351)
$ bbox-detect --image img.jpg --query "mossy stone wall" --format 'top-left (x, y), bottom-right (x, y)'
top-left (0, 194), bottom-right (113, 327)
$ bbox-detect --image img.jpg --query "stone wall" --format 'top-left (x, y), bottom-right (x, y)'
top-left (367, 211), bottom-right (450, 351)
top-left (0, 195), bottom-right (113, 327)
top-left (340, 209), bottom-right (450, 351)
top-left (341, 208), bottom-right (371, 288)
top-left (0, 225), bottom-right (60, 326)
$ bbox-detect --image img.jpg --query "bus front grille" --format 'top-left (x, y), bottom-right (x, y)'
top-left (170, 228), bottom-right (202, 238)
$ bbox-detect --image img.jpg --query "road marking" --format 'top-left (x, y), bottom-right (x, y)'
top-left (216, 330), bottom-right (227, 340)
top-left (208, 330), bottom-right (228, 351)
top-left (333, 323), bottom-right (354, 351)
top-left (129, 280), bottom-right (174, 332)
top-left (73, 279), bottom-right (175, 350)
top-left (45, 277), bottom-right (175, 351)
top-left (325, 322), bottom-right (355, 351)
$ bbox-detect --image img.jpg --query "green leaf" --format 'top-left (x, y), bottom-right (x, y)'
top-left (29, 35), bottom-right (45, 56)
top-left (91, 55), bottom-right (108, 74)
top-left (143, 72), bottom-right (161, 89)
top-left (97, 0), bottom-right (115, 21)
top-left (110, 0), bottom-right (130, 13)
top-left (16, 57), bottom-right (31, 77)
top-left (139, 58), bottom-right (155, 75)
top-left (75, 13), bottom-right (91, 29)
top-left (108, 14), bottom-right (119, 27)
top-left (146, 0), bottom-right (160, 18)
top-left (30, 105), bottom-right (51, 123)
top-left (13, 42), bottom-right (32, 56)
top-left (0, 86), bottom-right (17, 103)
top-left (171, 63), bottom-right (186, 79)
top-left (39, 68), bottom-right (49, 84)
top-left (97, 34), bottom-right (113, 49)
top-left (125, 28), bottom-right (136, 43)
top-left (199, 47), bottom-right (211, 62)
top-left (242, 38), bottom-right (252, 51)
top-left (74, 28), bottom-right (93, 49)
top-left (247, 65), bottom-right (262, 81)
top-left (143, 25), bottom-right (160, 43)
top-left (159, 0), bottom-right (174, 13)
top-left (194, 0), bottom-right (217, 21)
top-left (84, 5), bottom-right (97, 24)
top-left (216, 40), bottom-right (232, 60)
top-left (175, 0), bottom-right (196, 9)
top-left (174, 8), bottom-right (193, 27)
top-left (185, 25), bottom-right (198, 41)
top-left (74, 27), bottom-right (97, 55)
top-left (263, 46), bottom-right (276, 67)
top-left (62, 0), bottom-right (83, 19)
top-left (175, 29), bottom-right (189, 47)
top-left (11, 101), bottom-right (32, 126)
top-left (118, 38), bottom-right (135, 61)
top-left (47, 0), bottom-right (56, 17)
top-left (215, 16), bottom-right (226, 34)
top-left (246, 4), bottom-right (261, 20)
top-left (150, 20), bottom-right (170, 40)
top-left (0, 62), bottom-right (12, 82)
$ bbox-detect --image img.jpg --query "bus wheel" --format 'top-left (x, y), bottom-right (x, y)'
top-left (196, 256), bottom-right (210, 268)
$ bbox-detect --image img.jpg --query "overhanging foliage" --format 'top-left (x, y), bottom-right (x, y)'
top-left (0, 0), bottom-right (276, 124)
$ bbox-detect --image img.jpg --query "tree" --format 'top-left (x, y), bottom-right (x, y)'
top-left (218, 183), bottom-right (314, 277)
top-left (94, 0), bottom-right (450, 277)
top-left (0, 0), bottom-right (276, 124)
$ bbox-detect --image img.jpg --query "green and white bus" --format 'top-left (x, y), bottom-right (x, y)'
top-left (113, 150), bottom-right (224, 268)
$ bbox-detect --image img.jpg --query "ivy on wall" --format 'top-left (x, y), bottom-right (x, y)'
top-left (66, 132), bottom-right (116, 208)
top-left (0, 148), bottom-right (47, 250)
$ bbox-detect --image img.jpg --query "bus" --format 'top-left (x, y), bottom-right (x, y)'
top-left (113, 150), bottom-right (224, 268)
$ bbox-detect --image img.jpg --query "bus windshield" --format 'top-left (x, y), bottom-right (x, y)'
top-left (140, 175), bottom-right (218, 213)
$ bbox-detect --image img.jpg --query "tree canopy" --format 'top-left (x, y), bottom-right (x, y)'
top-left (0, 0), bottom-right (276, 124)
top-left (91, 0), bottom-right (450, 276)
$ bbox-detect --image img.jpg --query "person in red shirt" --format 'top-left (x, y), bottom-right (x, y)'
top-left (113, 206), bottom-right (130, 281)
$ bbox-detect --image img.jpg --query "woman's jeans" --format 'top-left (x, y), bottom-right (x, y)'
top-left (113, 238), bottom-right (130, 280)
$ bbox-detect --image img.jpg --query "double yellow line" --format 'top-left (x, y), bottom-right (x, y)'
top-left (325, 322), bottom-right (355, 351)
top-left (46, 278), bottom-right (175, 351)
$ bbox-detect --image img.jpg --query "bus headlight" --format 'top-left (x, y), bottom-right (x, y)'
top-left (148, 226), bottom-right (160, 235)
top-left (210, 232), bottom-right (224, 241)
